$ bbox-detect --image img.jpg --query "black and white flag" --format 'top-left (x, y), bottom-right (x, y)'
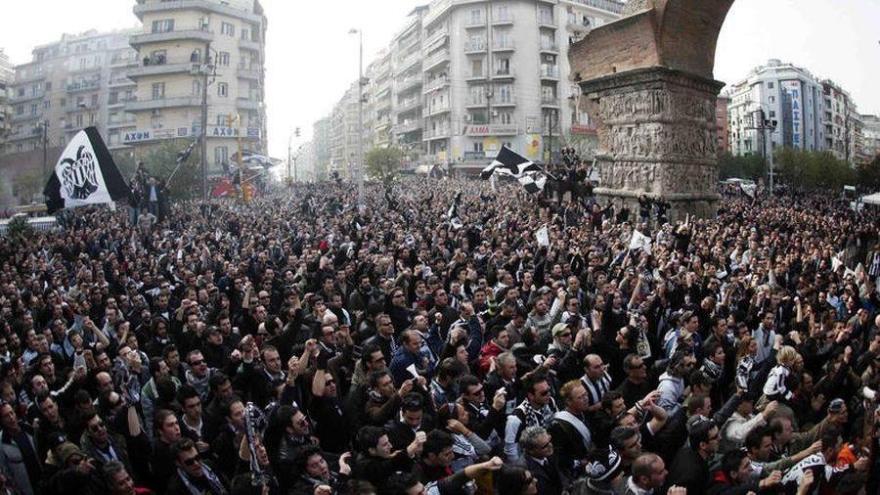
top-left (518, 173), bottom-right (547, 194)
top-left (480, 146), bottom-right (540, 179)
top-left (447, 191), bottom-right (463, 230)
top-left (43, 127), bottom-right (132, 213)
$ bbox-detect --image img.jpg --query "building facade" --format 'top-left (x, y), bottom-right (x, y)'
top-left (3, 30), bottom-right (139, 157)
top-left (861, 114), bottom-right (880, 163)
top-left (125, 0), bottom-right (267, 174)
top-left (0, 49), bottom-right (13, 144)
top-left (725, 59), bottom-right (864, 166)
top-left (316, 0), bottom-right (624, 175)
top-left (715, 95), bottom-right (729, 155)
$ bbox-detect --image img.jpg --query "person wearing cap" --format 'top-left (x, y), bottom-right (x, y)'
top-left (582, 447), bottom-right (625, 494)
top-left (44, 441), bottom-right (106, 495)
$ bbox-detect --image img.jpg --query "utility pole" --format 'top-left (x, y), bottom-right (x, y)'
top-left (287, 132), bottom-right (293, 184)
top-left (748, 108), bottom-right (777, 195)
top-left (39, 121), bottom-right (49, 180)
top-left (200, 41), bottom-right (213, 201)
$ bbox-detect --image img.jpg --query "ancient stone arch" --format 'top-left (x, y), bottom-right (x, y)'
top-left (569, 0), bottom-right (736, 219)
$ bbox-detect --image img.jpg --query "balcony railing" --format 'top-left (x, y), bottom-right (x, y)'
top-left (463, 151), bottom-right (486, 161)
top-left (493, 97), bottom-right (516, 107)
top-left (424, 127), bottom-right (451, 139)
top-left (492, 13), bottom-right (514, 25)
top-left (128, 62), bottom-right (196, 78)
top-left (423, 77), bottom-right (449, 93)
top-left (493, 68), bottom-right (515, 79)
top-left (541, 95), bottom-right (559, 105)
top-left (540, 41), bottom-right (559, 52)
top-left (492, 41), bottom-right (515, 51)
top-left (423, 49), bottom-right (450, 70)
top-left (464, 40), bottom-right (487, 53)
top-left (396, 120), bottom-right (422, 134)
top-left (125, 96), bottom-right (201, 111)
top-left (426, 105), bottom-right (450, 116)
top-left (569, 0), bottom-right (625, 14)
top-left (396, 99), bottom-right (421, 113)
top-left (67, 81), bottom-right (100, 93)
top-left (465, 17), bottom-right (486, 28)
top-left (540, 66), bottom-right (560, 79)
top-left (130, 29), bottom-right (213, 47)
top-left (538, 14), bottom-right (555, 26)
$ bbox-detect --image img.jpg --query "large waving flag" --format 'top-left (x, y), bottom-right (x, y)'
top-left (43, 127), bottom-right (132, 213)
top-left (480, 146), bottom-right (540, 179)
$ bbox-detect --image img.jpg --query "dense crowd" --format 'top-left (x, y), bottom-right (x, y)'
top-left (1, 173), bottom-right (880, 495)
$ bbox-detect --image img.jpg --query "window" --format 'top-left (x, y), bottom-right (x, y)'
top-left (241, 28), bottom-right (251, 41)
top-left (216, 114), bottom-right (229, 126)
top-left (221, 22), bottom-right (235, 37)
top-left (214, 146), bottom-right (228, 165)
top-left (469, 9), bottom-right (482, 24)
top-left (498, 112), bottom-right (512, 124)
top-left (89, 113), bottom-right (96, 125)
top-left (151, 82), bottom-right (165, 100)
top-left (768, 96), bottom-right (775, 104)
top-left (217, 52), bottom-right (230, 67)
top-left (91, 94), bottom-right (98, 107)
top-left (217, 82), bottom-right (228, 97)
top-left (60, 98), bottom-right (66, 108)
top-left (471, 59), bottom-right (483, 77)
top-left (43, 100), bottom-right (50, 109)
top-left (76, 114), bottom-right (84, 127)
top-left (496, 58), bottom-right (510, 75)
top-left (15, 105), bottom-right (23, 115)
top-left (151, 19), bottom-right (174, 33)
top-left (45, 82), bottom-right (51, 91)
top-left (109, 92), bottom-right (118, 105)
top-left (769, 111), bottom-right (776, 118)
top-left (473, 142), bottom-right (484, 152)
top-left (30, 104), bottom-right (37, 115)
top-left (767, 82), bottom-right (774, 89)
top-left (192, 80), bottom-right (202, 96)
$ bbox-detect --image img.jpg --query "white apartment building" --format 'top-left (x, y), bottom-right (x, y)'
top-left (861, 114), bottom-right (880, 162)
top-left (317, 0), bottom-right (624, 175)
top-left (0, 49), bottom-right (13, 142)
top-left (3, 30), bottom-right (139, 156)
top-left (125, 0), bottom-right (267, 174)
top-left (725, 59), bottom-right (864, 166)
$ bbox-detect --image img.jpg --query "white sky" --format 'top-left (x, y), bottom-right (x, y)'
top-left (2, 0), bottom-right (878, 159)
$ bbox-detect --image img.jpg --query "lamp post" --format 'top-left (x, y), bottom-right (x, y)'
top-left (751, 109), bottom-right (778, 195)
top-left (349, 28), bottom-right (365, 212)
top-left (198, 43), bottom-right (217, 201)
top-left (36, 120), bottom-right (49, 180)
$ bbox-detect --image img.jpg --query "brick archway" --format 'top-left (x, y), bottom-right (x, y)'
top-left (569, 0), bottom-right (737, 219)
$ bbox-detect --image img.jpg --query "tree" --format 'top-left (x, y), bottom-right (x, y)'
top-left (136, 139), bottom-right (203, 200)
top-left (856, 155), bottom-right (880, 192)
top-left (12, 170), bottom-right (43, 204)
top-left (774, 148), bottom-right (854, 191)
top-left (718, 152), bottom-right (766, 181)
top-left (366, 146), bottom-right (404, 185)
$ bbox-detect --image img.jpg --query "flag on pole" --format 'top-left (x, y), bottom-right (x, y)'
top-left (629, 230), bottom-right (652, 254)
top-left (43, 127), bottom-right (132, 213)
top-left (740, 183), bottom-right (757, 199)
top-left (177, 138), bottom-right (198, 165)
top-left (447, 191), bottom-right (463, 229)
top-left (480, 146), bottom-right (540, 179)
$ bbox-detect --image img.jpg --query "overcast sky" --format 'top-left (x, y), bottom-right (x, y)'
top-left (2, 0), bottom-right (878, 159)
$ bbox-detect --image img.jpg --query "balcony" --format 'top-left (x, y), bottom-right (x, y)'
top-left (423, 50), bottom-right (450, 70)
top-left (426, 105), bottom-right (451, 116)
top-left (240, 38), bottom-right (262, 52)
top-left (424, 127), bottom-right (451, 140)
top-left (466, 99), bottom-right (487, 109)
top-left (396, 120), bottom-right (422, 134)
top-left (567, 18), bottom-right (592, 33)
top-left (463, 151), bottom-right (486, 161)
top-left (237, 67), bottom-right (262, 80)
top-left (493, 68), bottom-right (515, 80)
top-left (569, 0), bottom-right (625, 15)
top-left (125, 96), bottom-right (201, 112)
top-left (109, 77), bottom-right (136, 88)
top-left (67, 81), bottom-right (100, 93)
top-left (465, 17), bottom-right (486, 29)
top-left (466, 72), bottom-right (487, 82)
top-left (540, 41), bottom-right (559, 53)
top-left (10, 92), bottom-right (45, 103)
top-left (108, 97), bottom-right (137, 108)
top-left (492, 41), bottom-right (515, 52)
top-left (540, 65), bottom-right (560, 79)
top-left (541, 95), bottom-right (560, 106)
top-left (492, 13), bottom-right (514, 25)
top-left (130, 29), bottom-right (213, 48)
top-left (107, 118), bottom-right (137, 130)
top-left (11, 112), bottom-right (42, 123)
top-left (128, 62), bottom-right (197, 78)
top-left (493, 98), bottom-right (516, 108)
top-left (423, 28), bottom-right (448, 50)
top-left (237, 98), bottom-right (261, 110)
top-left (397, 76), bottom-right (422, 93)
top-left (374, 118), bottom-right (392, 130)
top-left (397, 51), bottom-right (421, 72)
top-left (538, 15), bottom-right (556, 28)
top-left (423, 77), bottom-right (449, 94)
top-left (133, 0), bottom-right (265, 24)
top-left (396, 98), bottom-right (421, 114)
top-left (464, 40), bottom-right (487, 54)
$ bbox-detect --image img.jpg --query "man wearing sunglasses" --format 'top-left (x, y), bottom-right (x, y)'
top-left (167, 437), bottom-right (229, 495)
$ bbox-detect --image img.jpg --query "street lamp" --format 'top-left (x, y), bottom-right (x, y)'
top-left (349, 28), bottom-right (365, 212)
top-left (34, 121), bottom-right (49, 181)
top-left (197, 46), bottom-right (218, 201)
top-left (750, 109), bottom-right (778, 195)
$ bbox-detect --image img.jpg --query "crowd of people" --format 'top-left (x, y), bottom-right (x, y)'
top-left (1, 173), bottom-right (880, 495)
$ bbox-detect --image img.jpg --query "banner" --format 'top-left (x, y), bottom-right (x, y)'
top-left (43, 127), bottom-right (131, 213)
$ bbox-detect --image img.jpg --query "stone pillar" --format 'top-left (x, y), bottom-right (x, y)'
top-left (580, 67), bottom-right (724, 220)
